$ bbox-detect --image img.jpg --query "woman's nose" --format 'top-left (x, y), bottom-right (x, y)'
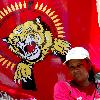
top-left (73, 67), bottom-right (80, 73)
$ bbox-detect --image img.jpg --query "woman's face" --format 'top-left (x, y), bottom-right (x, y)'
top-left (67, 59), bottom-right (89, 83)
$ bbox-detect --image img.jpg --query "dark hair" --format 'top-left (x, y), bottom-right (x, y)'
top-left (88, 68), bottom-right (97, 87)
top-left (84, 58), bottom-right (97, 87)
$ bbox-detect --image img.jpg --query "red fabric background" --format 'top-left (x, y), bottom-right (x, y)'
top-left (0, 0), bottom-right (100, 100)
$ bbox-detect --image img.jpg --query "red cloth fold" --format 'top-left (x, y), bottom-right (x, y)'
top-left (0, 83), bottom-right (35, 99)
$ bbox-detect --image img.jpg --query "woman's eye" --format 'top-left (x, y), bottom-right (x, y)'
top-left (77, 64), bottom-right (82, 68)
top-left (69, 66), bottom-right (74, 70)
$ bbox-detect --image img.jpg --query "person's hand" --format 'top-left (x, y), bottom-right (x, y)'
top-left (57, 72), bottom-right (66, 81)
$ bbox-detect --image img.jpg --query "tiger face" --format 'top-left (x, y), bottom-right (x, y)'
top-left (2, 17), bottom-right (70, 82)
top-left (3, 18), bottom-right (53, 62)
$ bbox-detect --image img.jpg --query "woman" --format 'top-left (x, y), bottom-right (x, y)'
top-left (54, 47), bottom-right (100, 100)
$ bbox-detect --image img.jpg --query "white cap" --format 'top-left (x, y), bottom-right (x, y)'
top-left (63, 47), bottom-right (90, 64)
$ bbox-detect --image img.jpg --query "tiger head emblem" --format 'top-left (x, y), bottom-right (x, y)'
top-left (3, 17), bottom-right (70, 83)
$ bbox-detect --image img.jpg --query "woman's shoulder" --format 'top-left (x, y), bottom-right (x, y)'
top-left (55, 80), bottom-right (70, 86)
top-left (54, 80), bottom-right (72, 92)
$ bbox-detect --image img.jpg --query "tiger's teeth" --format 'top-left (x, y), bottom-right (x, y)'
top-left (14, 79), bottom-right (16, 83)
top-left (27, 42), bottom-right (30, 45)
top-left (30, 42), bottom-right (32, 45)
top-left (31, 52), bottom-right (33, 55)
top-left (25, 52), bottom-right (28, 55)
top-left (28, 52), bottom-right (30, 54)
top-left (18, 79), bottom-right (20, 84)
top-left (28, 76), bottom-right (32, 80)
top-left (22, 78), bottom-right (27, 82)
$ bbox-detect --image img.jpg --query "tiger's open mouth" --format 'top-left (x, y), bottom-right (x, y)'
top-left (16, 35), bottom-right (41, 61)
top-left (25, 41), bottom-right (36, 53)
top-left (24, 44), bottom-right (41, 60)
